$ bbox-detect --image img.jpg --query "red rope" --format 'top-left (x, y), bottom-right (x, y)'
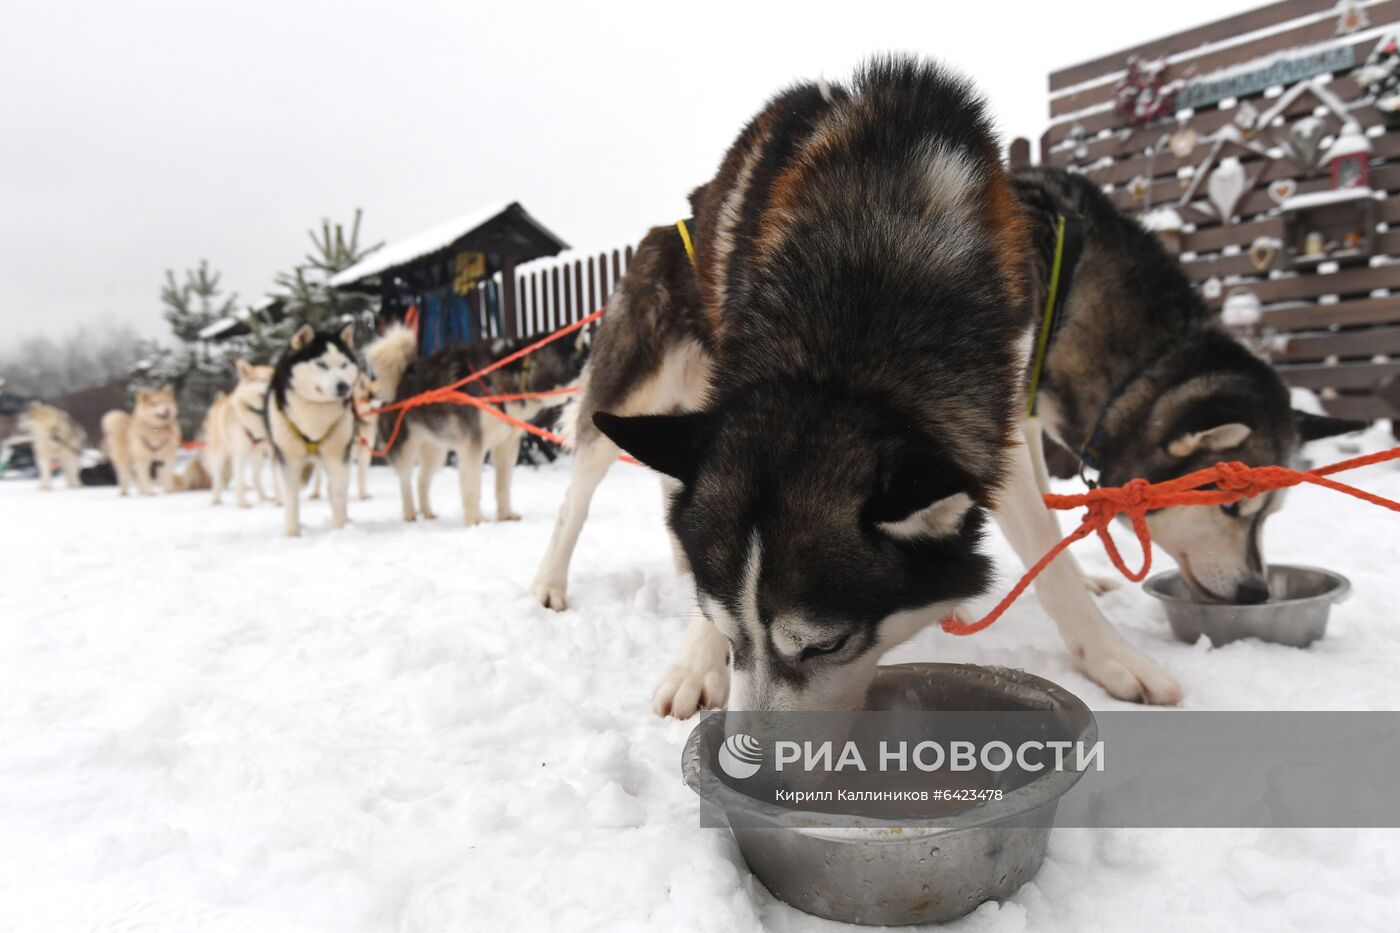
top-left (942, 446), bottom-right (1400, 636)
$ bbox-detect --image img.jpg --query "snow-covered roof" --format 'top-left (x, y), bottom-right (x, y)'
top-left (1325, 123), bottom-right (1373, 161)
top-left (327, 201), bottom-right (568, 290)
top-left (197, 299), bottom-right (283, 341)
top-left (1279, 187), bottom-right (1375, 211)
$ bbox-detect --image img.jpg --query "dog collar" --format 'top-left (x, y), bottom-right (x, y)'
top-left (1078, 361), bottom-right (1155, 475)
top-left (1026, 211), bottom-right (1084, 418)
top-left (675, 218), bottom-right (697, 268)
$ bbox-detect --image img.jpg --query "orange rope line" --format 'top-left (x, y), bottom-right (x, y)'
top-left (942, 446), bottom-right (1400, 636)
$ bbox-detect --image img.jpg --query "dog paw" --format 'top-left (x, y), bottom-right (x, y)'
top-left (464, 514), bottom-right (483, 527)
top-left (1080, 648), bottom-right (1181, 705)
top-left (531, 578), bottom-right (569, 611)
top-left (653, 661), bottom-right (729, 719)
top-left (402, 512), bottom-right (417, 523)
top-left (497, 510), bottom-right (522, 522)
top-left (359, 493), bottom-right (372, 501)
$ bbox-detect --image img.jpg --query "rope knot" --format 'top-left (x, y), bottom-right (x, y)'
top-left (1118, 477), bottom-right (1152, 515)
top-left (1213, 460), bottom-right (1264, 500)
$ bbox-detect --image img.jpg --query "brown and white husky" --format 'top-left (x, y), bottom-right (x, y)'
top-left (25, 401), bottom-right (86, 490)
top-left (101, 385), bottom-right (181, 495)
top-left (201, 359), bottom-right (275, 508)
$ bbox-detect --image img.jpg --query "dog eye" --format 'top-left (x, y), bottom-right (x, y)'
top-left (1220, 502), bottom-right (1241, 518)
top-left (802, 633), bottom-right (849, 660)
top-left (316, 361), bottom-right (329, 371)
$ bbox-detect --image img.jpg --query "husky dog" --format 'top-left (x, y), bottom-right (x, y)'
top-left (364, 323), bottom-right (586, 525)
top-left (1013, 168), bottom-right (1367, 605)
top-left (352, 373), bottom-right (381, 501)
top-left (101, 386), bottom-right (181, 496)
top-left (201, 359), bottom-right (275, 508)
top-left (305, 373), bottom-right (382, 503)
top-left (25, 401), bottom-right (86, 489)
top-left (530, 58), bottom-right (1132, 715)
top-left (266, 324), bottom-right (360, 537)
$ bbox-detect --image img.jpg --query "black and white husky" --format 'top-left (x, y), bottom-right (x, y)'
top-left (364, 324), bottom-right (587, 525)
top-left (1013, 167), bottom-right (1366, 605)
top-left (266, 324), bottom-right (361, 537)
top-left (529, 58), bottom-right (1114, 715)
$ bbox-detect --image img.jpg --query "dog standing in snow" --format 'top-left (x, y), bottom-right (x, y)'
top-left (101, 386), bottom-right (181, 496)
top-left (24, 401), bottom-right (86, 490)
top-left (266, 324), bottom-right (360, 537)
top-left (533, 57), bottom-right (1077, 715)
top-left (200, 359), bottom-right (275, 508)
top-left (364, 323), bottom-right (587, 525)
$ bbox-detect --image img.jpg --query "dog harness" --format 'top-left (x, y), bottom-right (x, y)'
top-left (1025, 211), bottom-right (1085, 418)
top-left (280, 407), bottom-right (347, 457)
top-left (675, 218), bottom-right (697, 268)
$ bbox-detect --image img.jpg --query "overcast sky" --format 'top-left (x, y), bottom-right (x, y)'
top-left (0, 0), bottom-right (1262, 348)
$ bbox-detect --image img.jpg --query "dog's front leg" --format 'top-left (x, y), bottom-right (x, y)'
top-left (322, 455), bottom-right (350, 530)
top-left (254, 452), bottom-right (273, 502)
top-left (1024, 423), bottom-right (1119, 596)
top-left (418, 441), bottom-right (445, 519)
top-left (654, 611), bottom-right (730, 718)
top-left (37, 450), bottom-right (53, 490)
top-left (280, 456), bottom-right (303, 536)
top-left (356, 439), bottom-right (371, 501)
top-left (63, 453), bottom-right (81, 489)
top-left (135, 452), bottom-right (155, 496)
top-left (492, 430), bottom-right (522, 521)
top-left (993, 425), bottom-right (1181, 705)
top-left (531, 431), bottom-right (620, 611)
top-left (456, 438), bottom-right (485, 525)
top-left (210, 449), bottom-right (228, 505)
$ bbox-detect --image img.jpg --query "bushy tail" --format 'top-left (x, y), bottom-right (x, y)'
top-left (364, 324), bottom-right (417, 400)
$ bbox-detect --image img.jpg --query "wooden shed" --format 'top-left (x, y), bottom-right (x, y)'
top-left (1039, 0), bottom-right (1400, 425)
top-left (328, 202), bottom-right (569, 351)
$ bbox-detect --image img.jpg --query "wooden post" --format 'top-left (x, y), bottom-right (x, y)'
top-left (501, 255), bottom-right (519, 339)
top-left (1008, 137), bottom-right (1032, 170)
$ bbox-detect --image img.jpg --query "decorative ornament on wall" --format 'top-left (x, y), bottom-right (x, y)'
top-left (1202, 276), bottom-right (1223, 300)
top-left (1288, 116), bottom-right (1328, 169)
top-left (1354, 33), bottom-right (1400, 124)
top-left (1234, 101), bottom-right (1260, 138)
top-left (1269, 178), bottom-right (1299, 204)
top-left (1248, 237), bottom-right (1280, 272)
top-left (1336, 0), bottom-right (1369, 36)
top-left (1207, 156), bottom-right (1248, 223)
top-left (1128, 175), bottom-right (1151, 203)
top-left (1114, 56), bottom-right (1185, 127)
top-left (1169, 127), bottom-right (1198, 158)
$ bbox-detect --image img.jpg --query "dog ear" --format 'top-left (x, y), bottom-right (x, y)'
top-left (235, 358), bottom-right (253, 381)
top-left (136, 389), bottom-right (152, 405)
top-left (1167, 423), bottom-right (1253, 457)
top-left (291, 324), bottom-right (315, 350)
top-left (1293, 410), bottom-right (1369, 443)
top-left (871, 444), bottom-right (978, 540)
top-left (339, 323), bottom-right (355, 349)
top-left (593, 411), bottom-right (710, 483)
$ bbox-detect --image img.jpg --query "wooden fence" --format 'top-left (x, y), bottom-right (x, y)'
top-left (465, 246), bottom-right (635, 342)
top-left (1042, 0), bottom-right (1400, 423)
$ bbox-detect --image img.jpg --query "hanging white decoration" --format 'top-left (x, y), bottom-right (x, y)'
top-left (1207, 156), bottom-right (1249, 222)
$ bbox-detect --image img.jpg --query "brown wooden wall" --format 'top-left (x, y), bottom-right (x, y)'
top-left (1043, 0), bottom-right (1400, 422)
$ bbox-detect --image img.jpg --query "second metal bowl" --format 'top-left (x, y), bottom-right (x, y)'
top-left (1143, 563), bottom-right (1350, 648)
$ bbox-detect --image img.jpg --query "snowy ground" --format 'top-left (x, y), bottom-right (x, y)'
top-left (2, 429), bottom-right (1399, 932)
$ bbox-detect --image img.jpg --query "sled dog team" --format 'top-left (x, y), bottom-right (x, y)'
top-left (26, 56), bottom-right (1366, 715)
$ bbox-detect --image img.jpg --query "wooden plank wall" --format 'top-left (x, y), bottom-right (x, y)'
top-left (1043, 0), bottom-right (1400, 422)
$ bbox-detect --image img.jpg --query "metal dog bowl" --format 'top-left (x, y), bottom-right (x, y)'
top-left (682, 663), bottom-right (1095, 925)
top-left (1144, 564), bottom-right (1350, 648)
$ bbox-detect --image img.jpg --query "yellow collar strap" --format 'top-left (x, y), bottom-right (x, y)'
top-left (282, 407), bottom-right (346, 456)
top-left (1025, 211), bottom-right (1084, 418)
top-left (675, 218), bottom-right (696, 268)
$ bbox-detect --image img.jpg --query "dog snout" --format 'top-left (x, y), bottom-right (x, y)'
top-left (1233, 579), bottom-right (1271, 605)
top-left (336, 381), bottom-right (351, 398)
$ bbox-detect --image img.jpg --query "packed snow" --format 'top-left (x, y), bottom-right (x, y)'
top-left (3, 426), bottom-right (1399, 932)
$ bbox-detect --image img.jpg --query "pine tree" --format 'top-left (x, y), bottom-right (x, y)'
top-left (270, 209), bottom-right (383, 345)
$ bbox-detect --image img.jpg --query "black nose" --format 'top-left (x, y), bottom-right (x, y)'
top-left (1234, 580), bottom-right (1271, 605)
top-left (336, 381), bottom-right (350, 397)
